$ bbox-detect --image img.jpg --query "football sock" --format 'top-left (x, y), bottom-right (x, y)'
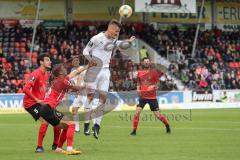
top-left (84, 100), bottom-right (93, 123)
top-left (95, 102), bottom-right (104, 126)
top-left (133, 115), bottom-right (140, 130)
top-left (53, 126), bottom-right (61, 145)
top-left (73, 114), bottom-right (80, 131)
top-left (158, 114), bottom-right (169, 126)
top-left (37, 123), bottom-right (48, 147)
top-left (66, 124), bottom-right (75, 148)
top-left (57, 129), bottom-right (67, 149)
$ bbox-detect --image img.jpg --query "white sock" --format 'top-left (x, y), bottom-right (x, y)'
top-left (67, 146), bottom-right (73, 151)
top-left (92, 111), bottom-right (96, 124)
top-left (95, 102), bottom-right (105, 126)
top-left (73, 114), bottom-right (80, 131)
top-left (84, 100), bottom-right (93, 123)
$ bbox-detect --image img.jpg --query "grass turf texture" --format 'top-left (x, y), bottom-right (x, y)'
top-left (0, 109), bottom-right (239, 160)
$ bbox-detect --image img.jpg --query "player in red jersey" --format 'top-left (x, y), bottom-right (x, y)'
top-left (130, 57), bottom-right (171, 136)
top-left (23, 53), bottom-right (61, 153)
top-left (39, 62), bottom-right (95, 155)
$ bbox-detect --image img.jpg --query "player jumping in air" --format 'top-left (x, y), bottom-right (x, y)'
top-left (130, 57), bottom-right (171, 136)
top-left (83, 19), bottom-right (135, 139)
top-left (23, 53), bottom-right (61, 153)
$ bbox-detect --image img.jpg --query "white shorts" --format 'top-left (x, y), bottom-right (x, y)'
top-left (71, 95), bottom-right (87, 108)
top-left (85, 67), bottom-right (110, 94)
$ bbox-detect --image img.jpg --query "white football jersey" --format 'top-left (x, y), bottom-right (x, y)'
top-left (83, 32), bottom-right (120, 68)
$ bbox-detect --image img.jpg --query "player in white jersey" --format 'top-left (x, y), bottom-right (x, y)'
top-left (70, 56), bottom-right (87, 133)
top-left (83, 19), bottom-right (135, 139)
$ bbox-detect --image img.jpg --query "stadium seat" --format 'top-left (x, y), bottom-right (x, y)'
top-left (20, 47), bottom-right (26, 53)
top-left (5, 63), bottom-right (12, 71)
top-left (15, 42), bottom-right (20, 48)
top-left (4, 38), bottom-right (9, 42)
top-left (16, 80), bottom-right (23, 86)
top-left (32, 52), bottom-right (38, 58)
top-left (3, 42), bottom-right (9, 47)
top-left (25, 52), bottom-right (30, 58)
top-left (14, 48), bottom-right (20, 52)
top-left (10, 42), bottom-right (14, 47)
top-left (17, 88), bottom-right (23, 93)
top-left (3, 47), bottom-right (9, 53)
top-left (233, 62), bottom-right (238, 68)
top-left (31, 57), bottom-right (37, 63)
top-left (229, 62), bottom-right (234, 68)
top-left (1, 58), bottom-right (6, 63)
top-left (6, 80), bottom-right (11, 85)
top-left (20, 42), bottom-right (26, 48)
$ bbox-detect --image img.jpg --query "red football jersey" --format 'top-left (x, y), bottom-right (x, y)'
top-left (23, 67), bottom-right (49, 109)
top-left (43, 76), bottom-right (71, 109)
top-left (137, 69), bottom-right (160, 99)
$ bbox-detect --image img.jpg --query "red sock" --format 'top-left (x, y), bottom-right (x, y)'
top-left (158, 114), bottom-right (169, 126)
top-left (57, 129), bottom-right (67, 148)
top-left (37, 123), bottom-right (48, 147)
top-left (133, 115), bottom-right (140, 130)
top-left (66, 124), bottom-right (75, 147)
top-left (53, 126), bottom-right (61, 145)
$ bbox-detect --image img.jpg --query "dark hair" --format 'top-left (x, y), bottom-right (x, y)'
top-left (37, 53), bottom-right (50, 66)
top-left (108, 19), bottom-right (122, 28)
top-left (142, 57), bottom-right (150, 62)
top-left (51, 63), bottom-right (64, 77)
top-left (71, 55), bottom-right (79, 61)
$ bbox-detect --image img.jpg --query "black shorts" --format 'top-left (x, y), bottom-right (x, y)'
top-left (25, 103), bottom-right (42, 121)
top-left (39, 104), bottom-right (64, 126)
top-left (137, 98), bottom-right (159, 111)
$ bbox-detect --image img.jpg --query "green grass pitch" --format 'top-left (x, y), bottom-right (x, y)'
top-left (0, 109), bottom-right (239, 160)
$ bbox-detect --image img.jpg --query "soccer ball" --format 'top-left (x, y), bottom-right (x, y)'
top-left (119, 5), bottom-right (133, 18)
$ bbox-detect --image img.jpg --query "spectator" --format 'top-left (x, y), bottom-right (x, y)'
top-left (139, 46), bottom-right (148, 60)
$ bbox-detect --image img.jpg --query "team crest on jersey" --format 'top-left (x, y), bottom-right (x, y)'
top-left (104, 42), bottom-right (115, 51)
top-left (30, 76), bottom-right (36, 82)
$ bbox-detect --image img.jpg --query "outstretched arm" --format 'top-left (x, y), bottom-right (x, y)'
top-left (68, 65), bottom-right (88, 80)
top-left (116, 36), bottom-right (136, 50)
top-left (68, 61), bottom-right (96, 79)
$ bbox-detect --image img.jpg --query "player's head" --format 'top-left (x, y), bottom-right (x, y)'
top-left (142, 57), bottom-right (151, 69)
top-left (106, 19), bottom-right (121, 39)
top-left (52, 63), bottom-right (68, 78)
top-left (72, 56), bottom-right (80, 68)
top-left (37, 53), bottom-right (51, 70)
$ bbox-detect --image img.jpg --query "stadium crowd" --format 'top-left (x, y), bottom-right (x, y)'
top-left (0, 21), bottom-right (239, 93)
top-left (157, 26), bottom-right (240, 91)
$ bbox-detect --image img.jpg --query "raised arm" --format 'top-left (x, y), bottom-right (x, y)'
top-left (68, 61), bottom-right (96, 79)
top-left (116, 36), bottom-right (136, 50)
top-left (68, 65), bottom-right (88, 80)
